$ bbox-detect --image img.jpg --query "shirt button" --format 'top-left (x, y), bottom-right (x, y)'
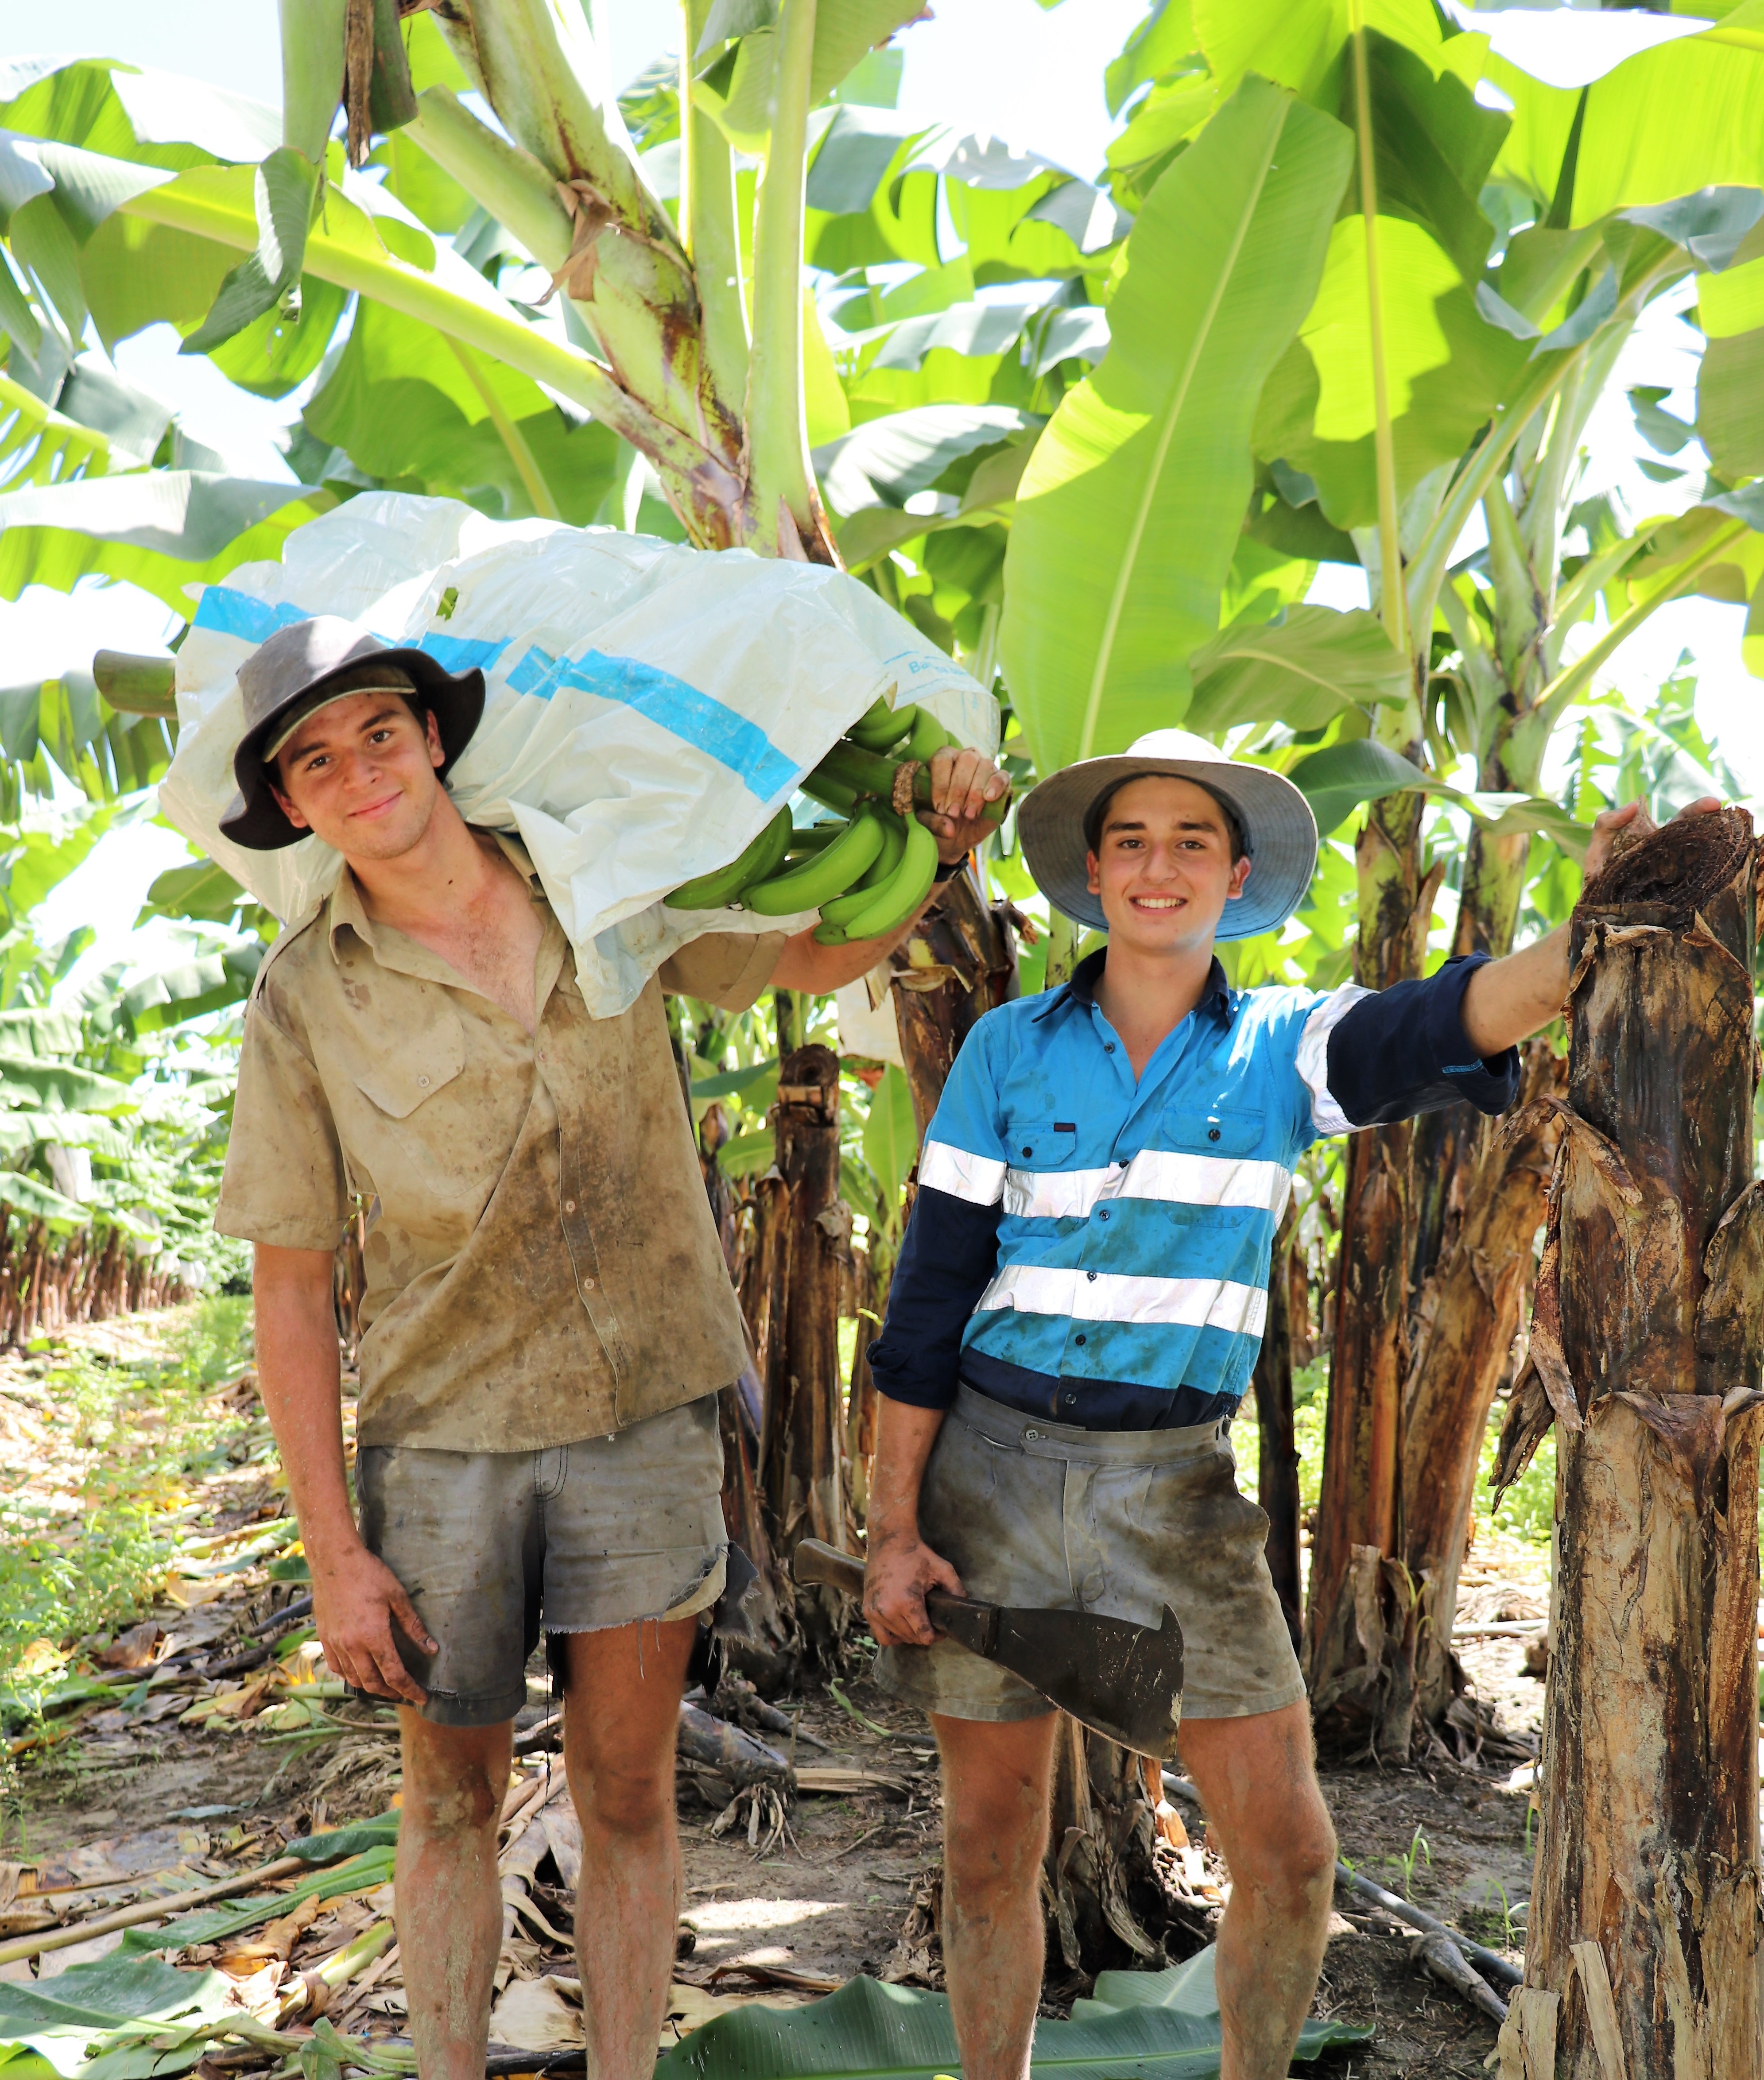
top-left (1104, 1042), bottom-right (1115, 1054)
top-left (1021, 1145), bottom-right (1033, 1158)
top-left (1075, 1333), bottom-right (1087, 1347)
top-left (417, 1074), bottom-right (430, 1088)
top-left (564, 1199), bottom-right (577, 1213)
top-left (1087, 1270), bottom-right (1097, 1281)
top-left (1098, 1209), bottom-right (1109, 1221)
top-left (1208, 1126), bottom-right (1221, 1142)
top-left (582, 1276), bottom-right (596, 1290)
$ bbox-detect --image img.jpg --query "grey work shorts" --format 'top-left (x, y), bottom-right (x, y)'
top-left (874, 1384), bottom-right (1306, 1725)
top-left (356, 1395), bottom-right (727, 1728)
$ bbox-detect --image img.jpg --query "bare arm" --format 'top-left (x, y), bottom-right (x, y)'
top-left (861, 1396), bottom-right (966, 1647)
top-left (771, 744), bottom-right (1010, 995)
top-left (1459, 797), bottom-right (1721, 1057)
top-left (253, 1242), bottom-right (435, 1704)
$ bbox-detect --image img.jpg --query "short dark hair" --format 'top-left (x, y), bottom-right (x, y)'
top-left (1083, 772), bottom-right (1248, 862)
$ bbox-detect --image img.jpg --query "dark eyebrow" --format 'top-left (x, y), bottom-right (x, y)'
top-left (289, 701), bottom-right (410, 759)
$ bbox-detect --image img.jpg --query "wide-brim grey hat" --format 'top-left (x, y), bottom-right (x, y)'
top-left (1019, 728), bottom-right (1318, 939)
top-left (219, 615), bottom-right (485, 851)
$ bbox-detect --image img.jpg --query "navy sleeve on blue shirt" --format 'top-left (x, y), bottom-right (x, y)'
top-left (1326, 951), bottom-right (1521, 1128)
top-left (865, 1186), bottom-right (1001, 1413)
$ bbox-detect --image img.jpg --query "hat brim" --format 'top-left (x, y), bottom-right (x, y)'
top-left (219, 649), bottom-right (485, 852)
top-left (1018, 755), bottom-right (1319, 940)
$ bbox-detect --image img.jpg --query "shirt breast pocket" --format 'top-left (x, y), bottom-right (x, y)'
top-left (1008, 1119), bottom-right (1078, 1169)
top-left (1164, 1100), bottom-right (1265, 1159)
top-left (346, 1019), bottom-right (467, 1119)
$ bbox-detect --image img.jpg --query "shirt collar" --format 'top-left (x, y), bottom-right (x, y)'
top-left (326, 829), bottom-right (541, 964)
top-left (1030, 947), bottom-right (1233, 1027)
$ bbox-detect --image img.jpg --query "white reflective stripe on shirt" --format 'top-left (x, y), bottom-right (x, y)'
top-left (976, 1263), bottom-right (1268, 1336)
top-left (1296, 984), bottom-right (1373, 1135)
top-left (919, 1139), bottom-right (1008, 1205)
top-left (1002, 1150), bottom-right (1291, 1222)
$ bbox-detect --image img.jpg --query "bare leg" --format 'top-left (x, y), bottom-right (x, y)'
top-left (395, 1712), bottom-right (512, 2080)
top-left (1178, 1702), bottom-right (1337, 2080)
top-left (930, 1711), bottom-right (1059, 2080)
top-left (560, 1617), bottom-right (698, 2080)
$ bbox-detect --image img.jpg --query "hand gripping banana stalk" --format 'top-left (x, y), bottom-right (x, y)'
top-left (663, 700), bottom-right (1009, 942)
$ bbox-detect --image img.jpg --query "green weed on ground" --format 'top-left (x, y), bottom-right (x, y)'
top-left (0, 1298), bottom-right (263, 1689)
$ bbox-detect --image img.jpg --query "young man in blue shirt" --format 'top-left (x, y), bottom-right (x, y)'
top-left (863, 728), bottom-right (1710, 2080)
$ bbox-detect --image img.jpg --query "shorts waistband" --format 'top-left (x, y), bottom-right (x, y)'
top-left (950, 1382), bottom-right (1230, 1464)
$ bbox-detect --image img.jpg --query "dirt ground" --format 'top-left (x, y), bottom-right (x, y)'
top-left (4, 1321), bottom-right (1552, 2072)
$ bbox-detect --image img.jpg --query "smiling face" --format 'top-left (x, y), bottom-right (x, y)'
top-left (268, 689), bottom-right (447, 864)
top-left (1084, 774), bottom-right (1253, 956)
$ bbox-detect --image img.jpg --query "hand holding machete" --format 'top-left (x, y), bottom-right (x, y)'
top-left (793, 1538), bottom-right (1185, 1760)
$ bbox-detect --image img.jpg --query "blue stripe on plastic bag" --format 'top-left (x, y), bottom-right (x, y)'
top-left (194, 590), bottom-right (508, 676)
top-left (194, 590), bottom-right (311, 642)
top-left (506, 645), bottom-right (797, 800)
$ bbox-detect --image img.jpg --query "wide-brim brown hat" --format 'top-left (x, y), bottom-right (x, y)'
top-left (1019, 728), bottom-right (1318, 939)
top-left (219, 615), bottom-right (486, 851)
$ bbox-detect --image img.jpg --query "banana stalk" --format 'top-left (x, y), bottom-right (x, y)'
top-left (427, 0), bottom-right (737, 496)
top-left (407, 88), bottom-right (574, 275)
top-left (682, 0), bottom-right (752, 418)
top-left (744, 0), bottom-right (835, 560)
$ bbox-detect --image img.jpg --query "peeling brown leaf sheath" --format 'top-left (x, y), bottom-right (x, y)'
top-left (1492, 1369), bottom-right (1555, 1499)
top-left (1526, 1228), bottom-right (1581, 1434)
top-left (1496, 1986), bottom-right (1561, 2080)
top-left (1567, 1942), bottom-right (1628, 2080)
top-left (1611, 1391), bottom-right (1728, 1511)
top-left (1528, 810), bottom-right (1762, 2080)
top-left (551, 182), bottom-right (616, 305)
top-left (345, 0), bottom-right (376, 167)
top-left (1697, 1177), bottom-right (1764, 1377)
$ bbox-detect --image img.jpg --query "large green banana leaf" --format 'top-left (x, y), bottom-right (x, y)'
top-left (1186, 606), bottom-right (1408, 733)
top-left (1698, 243), bottom-right (1764, 477)
top-left (655, 1954), bottom-right (1371, 2080)
top-left (1242, 20), bottom-right (1528, 533)
top-left (1570, 6), bottom-right (1764, 224)
top-left (302, 294), bottom-right (620, 524)
top-left (1287, 737), bottom-right (1589, 854)
top-left (0, 471), bottom-right (330, 614)
top-left (1000, 77), bottom-right (1353, 776)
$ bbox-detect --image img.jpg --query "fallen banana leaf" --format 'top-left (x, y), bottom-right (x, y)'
top-left (0, 1948), bottom-right (238, 2079)
top-left (287, 1816), bottom-right (399, 1864)
top-left (115, 1847), bottom-right (397, 1957)
top-left (653, 1956), bottom-right (1372, 2079)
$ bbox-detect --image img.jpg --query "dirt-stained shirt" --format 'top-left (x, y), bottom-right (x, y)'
top-left (215, 837), bottom-right (783, 1452)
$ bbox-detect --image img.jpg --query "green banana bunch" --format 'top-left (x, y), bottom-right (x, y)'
top-left (663, 806), bottom-right (793, 909)
top-left (743, 806), bottom-right (887, 916)
top-left (662, 701), bottom-right (1006, 920)
top-left (813, 815), bottom-right (939, 945)
top-left (847, 696), bottom-right (919, 752)
top-left (816, 810), bottom-right (909, 929)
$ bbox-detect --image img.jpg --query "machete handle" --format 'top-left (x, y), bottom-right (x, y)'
top-left (791, 1538), bottom-right (867, 1599)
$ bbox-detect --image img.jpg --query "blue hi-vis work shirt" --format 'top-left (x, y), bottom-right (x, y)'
top-left (868, 948), bottom-right (1520, 1432)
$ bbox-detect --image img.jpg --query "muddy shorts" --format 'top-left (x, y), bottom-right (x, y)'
top-left (356, 1394), bottom-right (726, 1727)
top-left (874, 1384), bottom-right (1305, 1725)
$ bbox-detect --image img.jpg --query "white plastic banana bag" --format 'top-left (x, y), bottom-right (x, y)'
top-left (159, 492), bottom-right (996, 1015)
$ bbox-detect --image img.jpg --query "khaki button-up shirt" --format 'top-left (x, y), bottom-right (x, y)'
top-left (215, 839), bottom-right (783, 1452)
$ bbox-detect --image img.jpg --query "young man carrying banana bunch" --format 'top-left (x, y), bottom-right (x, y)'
top-left (212, 616), bottom-right (1008, 2080)
top-left (863, 729), bottom-right (1716, 2080)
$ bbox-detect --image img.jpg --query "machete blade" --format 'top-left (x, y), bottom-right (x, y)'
top-left (992, 1602), bottom-right (1184, 1759)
